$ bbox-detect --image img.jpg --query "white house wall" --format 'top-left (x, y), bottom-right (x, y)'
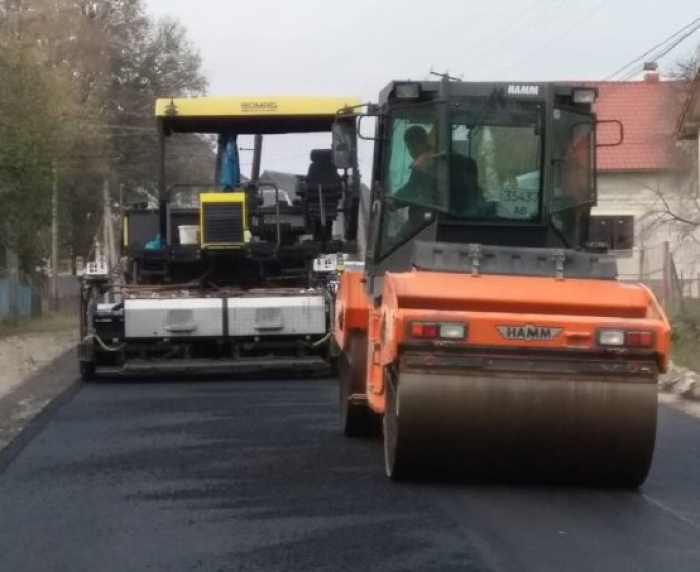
top-left (595, 169), bottom-right (700, 295)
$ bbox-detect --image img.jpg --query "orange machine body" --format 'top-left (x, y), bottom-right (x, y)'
top-left (334, 269), bottom-right (671, 415)
top-left (334, 268), bottom-right (371, 351)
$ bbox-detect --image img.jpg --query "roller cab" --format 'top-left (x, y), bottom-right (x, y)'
top-left (332, 78), bottom-right (670, 486)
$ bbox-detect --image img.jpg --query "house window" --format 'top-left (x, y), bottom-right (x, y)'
top-left (589, 215), bottom-right (635, 251)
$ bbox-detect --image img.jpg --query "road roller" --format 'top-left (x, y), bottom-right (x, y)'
top-left (331, 78), bottom-right (670, 487)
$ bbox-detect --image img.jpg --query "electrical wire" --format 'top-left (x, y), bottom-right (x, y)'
top-left (605, 16), bottom-right (700, 80)
top-left (484, 0), bottom-right (613, 79)
top-left (618, 24), bottom-right (700, 80)
top-left (440, 0), bottom-right (567, 74)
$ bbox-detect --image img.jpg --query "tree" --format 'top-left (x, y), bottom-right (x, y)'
top-left (644, 51), bottom-right (700, 238)
top-left (0, 0), bottom-right (213, 279)
top-left (0, 42), bottom-right (63, 270)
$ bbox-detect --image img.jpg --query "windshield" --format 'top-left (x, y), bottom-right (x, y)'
top-left (379, 99), bottom-right (543, 256)
top-left (450, 99), bottom-right (543, 220)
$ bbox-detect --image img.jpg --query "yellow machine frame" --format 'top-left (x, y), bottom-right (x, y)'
top-left (155, 96), bottom-right (362, 120)
top-left (199, 192), bottom-right (249, 250)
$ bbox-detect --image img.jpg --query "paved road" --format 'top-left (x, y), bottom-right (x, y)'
top-left (1, 377), bottom-right (700, 572)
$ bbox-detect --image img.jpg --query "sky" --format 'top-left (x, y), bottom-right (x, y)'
top-left (144, 0), bottom-right (700, 175)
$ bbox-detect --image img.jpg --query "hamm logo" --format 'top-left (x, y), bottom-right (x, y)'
top-left (507, 85), bottom-right (539, 96)
top-left (497, 325), bottom-right (562, 342)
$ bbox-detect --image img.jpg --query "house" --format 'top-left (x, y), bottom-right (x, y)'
top-left (584, 66), bottom-right (696, 296)
top-left (259, 170), bottom-right (302, 203)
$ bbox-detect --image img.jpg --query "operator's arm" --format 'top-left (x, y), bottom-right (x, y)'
top-left (390, 158), bottom-right (438, 208)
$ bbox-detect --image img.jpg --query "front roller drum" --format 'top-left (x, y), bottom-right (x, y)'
top-left (383, 369), bottom-right (658, 487)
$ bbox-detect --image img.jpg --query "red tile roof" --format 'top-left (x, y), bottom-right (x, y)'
top-left (582, 76), bottom-right (687, 172)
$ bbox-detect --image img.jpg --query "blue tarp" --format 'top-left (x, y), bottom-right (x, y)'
top-left (217, 133), bottom-right (240, 190)
top-left (145, 235), bottom-right (162, 250)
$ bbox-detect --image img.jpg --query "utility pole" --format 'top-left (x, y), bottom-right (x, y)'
top-left (118, 182), bottom-right (124, 253)
top-left (4, 243), bottom-right (19, 323)
top-left (108, 196), bottom-right (116, 270)
top-left (102, 186), bottom-right (108, 267)
top-left (102, 178), bottom-right (117, 269)
top-left (102, 179), bottom-right (114, 303)
top-left (102, 179), bottom-right (112, 268)
top-left (51, 162), bottom-right (59, 311)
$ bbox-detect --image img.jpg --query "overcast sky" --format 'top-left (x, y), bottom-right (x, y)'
top-left (145, 0), bottom-right (699, 175)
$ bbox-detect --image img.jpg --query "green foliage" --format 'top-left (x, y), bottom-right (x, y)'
top-left (0, 45), bottom-right (56, 263)
top-left (671, 298), bottom-right (700, 371)
top-left (0, 311), bottom-right (77, 336)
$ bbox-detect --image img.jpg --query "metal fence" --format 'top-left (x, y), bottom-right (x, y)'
top-left (43, 275), bottom-right (81, 314)
top-left (0, 275), bottom-right (34, 319)
top-left (0, 272), bottom-right (79, 322)
top-left (614, 242), bottom-right (690, 316)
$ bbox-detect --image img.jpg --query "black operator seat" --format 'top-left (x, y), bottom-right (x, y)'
top-left (303, 149), bottom-right (343, 221)
top-left (307, 149), bottom-right (343, 188)
top-left (450, 154), bottom-right (487, 216)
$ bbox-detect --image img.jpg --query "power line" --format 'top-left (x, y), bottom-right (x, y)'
top-left (604, 16), bottom-right (700, 80)
top-left (441, 0), bottom-right (567, 74)
top-left (619, 23), bottom-right (700, 80)
top-left (485, 0), bottom-right (613, 79)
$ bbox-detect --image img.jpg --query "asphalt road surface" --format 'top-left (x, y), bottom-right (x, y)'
top-left (1, 376), bottom-right (700, 572)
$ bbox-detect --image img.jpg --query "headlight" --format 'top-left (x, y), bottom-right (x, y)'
top-left (439, 323), bottom-right (466, 339)
top-left (598, 329), bottom-right (625, 346)
top-left (395, 83), bottom-right (421, 100)
top-left (597, 329), bottom-right (654, 348)
top-left (572, 88), bottom-right (597, 104)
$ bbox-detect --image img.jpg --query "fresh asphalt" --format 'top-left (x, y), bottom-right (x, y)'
top-left (0, 375), bottom-right (699, 572)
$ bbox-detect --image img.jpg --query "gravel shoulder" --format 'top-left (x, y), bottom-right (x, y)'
top-left (0, 326), bottom-right (79, 453)
top-left (659, 362), bottom-right (700, 419)
top-left (0, 330), bottom-right (78, 401)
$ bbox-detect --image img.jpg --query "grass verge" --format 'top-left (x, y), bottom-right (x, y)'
top-left (0, 313), bottom-right (78, 339)
top-left (671, 298), bottom-right (700, 372)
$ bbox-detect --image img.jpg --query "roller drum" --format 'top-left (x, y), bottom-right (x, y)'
top-left (384, 371), bottom-right (658, 487)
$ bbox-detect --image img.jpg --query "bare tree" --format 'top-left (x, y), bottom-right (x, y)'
top-left (1, 0), bottom-right (213, 268)
top-left (633, 52), bottom-right (700, 240)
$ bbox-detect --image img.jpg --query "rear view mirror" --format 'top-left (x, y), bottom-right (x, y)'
top-left (332, 121), bottom-right (355, 170)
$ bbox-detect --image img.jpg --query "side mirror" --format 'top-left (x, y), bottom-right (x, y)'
top-left (332, 121), bottom-right (355, 170)
top-left (595, 119), bottom-right (624, 148)
top-left (365, 196), bottom-right (382, 266)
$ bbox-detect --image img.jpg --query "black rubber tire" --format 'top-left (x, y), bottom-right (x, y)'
top-left (340, 332), bottom-right (381, 438)
top-left (79, 360), bottom-right (96, 382)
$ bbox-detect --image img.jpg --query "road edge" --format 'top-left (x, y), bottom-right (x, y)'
top-left (0, 347), bottom-right (82, 473)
